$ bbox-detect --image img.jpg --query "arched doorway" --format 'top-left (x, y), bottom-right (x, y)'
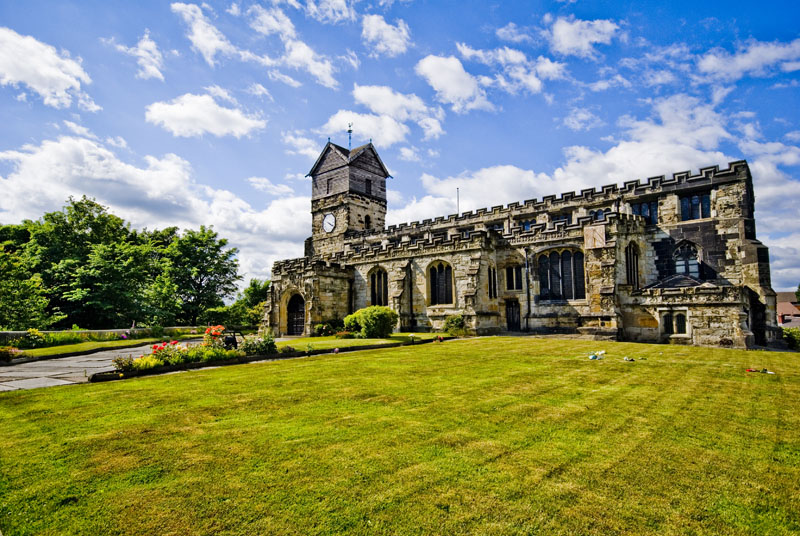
top-left (287, 294), bottom-right (305, 335)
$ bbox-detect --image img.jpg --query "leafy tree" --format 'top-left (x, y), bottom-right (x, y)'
top-left (241, 278), bottom-right (270, 308)
top-left (165, 226), bottom-right (241, 325)
top-left (0, 246), bottom-right (64, 330)
top-left (24, 197), bottom-right (131, 325)
top-left (61, 242), bottom-right (152, 328)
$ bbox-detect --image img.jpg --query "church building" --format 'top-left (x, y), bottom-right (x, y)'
top-left (262, 142), bottom-right (780, 348)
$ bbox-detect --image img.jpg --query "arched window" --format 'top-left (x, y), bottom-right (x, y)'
top-left (663, 313), bottom-right (674, 335)
top-left (429, 261), bottom-right (453, 305)
top-left (365, 215), bottom-right (372, 230)
top-left (370, 267), bottom-right (388, 306)
top-left (538, 254), bottom-right (550, 299)
top-left (538, 250), bottom-right (585, 300)
top-left (675, 313), bottom-right (687, 334)
top-left (625, 242), bottom-right (640, 289)
top-left (506, 265), bottom-right (523, 290)
top-left (674, 243), bottom-right (700, 278)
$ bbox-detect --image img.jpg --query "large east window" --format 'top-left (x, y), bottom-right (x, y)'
top-left (429, 261), bottom-right (453, 305)
top-left (538, 250), bottom-right (585, 300)
top-left (680, 192), bottom-right (711, 221)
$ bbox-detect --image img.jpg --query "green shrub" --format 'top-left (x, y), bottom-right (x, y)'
top-left (344, 306), bottom-right (398, 339)
top-left (280, 345), bottom-right (296, 354)
top-left (784, 327), bottom-right (800, 350)
top-left (15, 328), bottom-right (46, 349)
top-left (111, 356), bottom-right (135, 372)
top-left (443, 314), bottom-right (467, 336)
top-left (241, 334), bottom-right (277, 356)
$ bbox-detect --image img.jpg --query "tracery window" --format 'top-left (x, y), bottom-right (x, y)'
top-left (589, 208), bottom-right (611, 221)
top-left (662, 312), bottom-right (688, 335)
top-left (538, 250), bottom-right (585, 300)
top-left (429, 261), bottom-right (453, 305)
top-left (674, 243), bottom-right (700, 278)
top-left (370, 268), bottom-right (388, 306)
top-left (551, 213), bottom-right (572, 226)
top-left (625, 242), bottom-right (640, 289)
top-left (506, 265), bottom-right (523, 291)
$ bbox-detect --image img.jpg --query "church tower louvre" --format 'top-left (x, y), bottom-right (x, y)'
top-left (306, 141), bottom-right (391, 257)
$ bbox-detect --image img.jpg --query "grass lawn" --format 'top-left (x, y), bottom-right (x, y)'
top-left (277, 332), bottom-right (441, 351)
top-left (1, 337), bottom-right (798, 535)
top-left (21, 334), bottom-right (201, 358)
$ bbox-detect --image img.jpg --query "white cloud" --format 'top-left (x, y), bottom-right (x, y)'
top-left (588, 73), bottom-right (631, 91)
top-left (171, 2), bottom-right (237, 66)
top-left (642, 69), bottom-right (676, 86)
top-left (306, 0), bottom-right (356, 24)
top-left (282, 130), bottom-right (321, 159)
top-left (248, 4), bottom-right (296, 40)
top-left (352, 84), bottom-right (444, 140)
top-left (0, 134), bottom-right (310, 282)
top-left (562, 107), bottom-right (603, 131)
top-left (268, 69), bottom-right (302, 87)
top-left (415, 55), bottom-right (493, 113)
top-left (361, 15), bottom-right (411, 57)
top-left (0, 27), bottom-right (98, 111)
top-left (226, 2), bottom-right (240, 16)
top-left (145, 92), bottom-right (266, 138)
top-left (319, 110), bottom-right (409, 148)
top-left (204, 84), bottom-right (237, 103)
top-left (785, 130), bottom-right (800, 142)
top-left (399, 146), bottom-right (420, 161)
top-left (63, 120), bottom-right (97, 139)
top-left (496, 22), bottom-right (533, 44)
top-left (111, 29), bottom-right (165, 80)
top-left (247, 176), bottom-right (295, 196)
top-left (246, 82), bottom-right (273, 100)
top-left (283, 39), bottom-right (337, 88)
top-left (545, 16), bottom-right (619, 59)
top-left (698, 38), bottom-right (800, 81)
top-left (340, 49), bottom-right (359, 69)
top-left (105, 136), bottom-right (128, 148)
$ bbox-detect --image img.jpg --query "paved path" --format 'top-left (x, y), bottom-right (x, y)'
top-left (0, 343), bottom-right (168, 391)
top-left (0, 337), bottom-right (297, 392)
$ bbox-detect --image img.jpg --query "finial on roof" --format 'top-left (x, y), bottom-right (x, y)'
top-left (327, 137), bottom-right (330, 143)
top-left (347, 122), bottom-right (353, 150)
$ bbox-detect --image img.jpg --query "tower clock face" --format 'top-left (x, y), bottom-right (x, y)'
top-left (322, 213), bottom-right (336, 233)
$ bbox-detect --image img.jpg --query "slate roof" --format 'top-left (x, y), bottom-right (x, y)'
top-left (776, 291), bottom-right (799, 303)
top-left (307, 141), bottom-right (391, 178)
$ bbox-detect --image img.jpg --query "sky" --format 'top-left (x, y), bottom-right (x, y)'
top-left (1, 0), bottom-right (799, 290)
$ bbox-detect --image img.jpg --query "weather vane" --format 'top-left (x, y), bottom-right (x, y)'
top-left (347, 122), bottom-right (353, 150)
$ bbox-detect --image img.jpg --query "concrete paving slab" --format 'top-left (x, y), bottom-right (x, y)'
top-left (0, 383), bottom-right (20, 391)
top-left (3, 377), bottom-right (75, 389)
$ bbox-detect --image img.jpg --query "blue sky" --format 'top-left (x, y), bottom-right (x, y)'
top-left (1, 0), bottom-right (799, 290)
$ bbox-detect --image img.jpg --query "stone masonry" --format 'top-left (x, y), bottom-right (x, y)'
top-left (263, 142), bottom-right (779, 348)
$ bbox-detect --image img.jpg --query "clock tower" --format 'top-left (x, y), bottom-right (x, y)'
top-left (306, 141), bottom-right (390, 257)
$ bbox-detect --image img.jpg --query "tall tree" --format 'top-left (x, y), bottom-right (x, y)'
top-left (0, 246), bottom-right (64, 330)
top-left (165, 226), bottom-right (240, 325)
top-left (241, 278), bottom-right (270, 308)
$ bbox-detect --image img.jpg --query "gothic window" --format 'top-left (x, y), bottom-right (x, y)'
top-left (520, 220), bottom-right (534, 231)
top-left (365, 215), bottom-right (372, 230)
top-left (680, 192), bottom-right (711, 221)
top-left (365, 179), bottom-right (372, 196)
top-left (429, 261), bottom-right (453, 305)
top-left (539, 250), bottom-right (585, 300)
top-left (675, 313), bottom-right (687, 334)
top-left (488, 266), bottom-right (498, 299)
top-left (625, 242), bottom-right (640, 289)
top-left (663, 313), bottom-right (674, 335)
top-left (674, 243), bottom-right (700, 278)
top-left (506, 265), bottom-right (523, 291)
top-left (631, 201), bottom-right (659, 225)
top-left (370, 268), bottom-right (388, 306)
top-left (538, 254), bottom-right (550, 300)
